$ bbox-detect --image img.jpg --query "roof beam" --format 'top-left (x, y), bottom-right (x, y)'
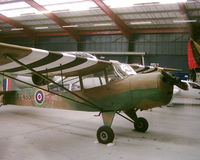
top-left (92, 0), bottom-right (132, 40)
top-left (24, 0), bottom-right (80, 40)
top-left (0, 13), bottom-right (35, 40)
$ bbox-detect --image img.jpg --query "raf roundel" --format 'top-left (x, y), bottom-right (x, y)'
top-left (35, 90), bottom-right (45, 105)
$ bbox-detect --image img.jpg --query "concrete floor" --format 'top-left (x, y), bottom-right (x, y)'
top-left (0, 104), bottom-right (200, 160)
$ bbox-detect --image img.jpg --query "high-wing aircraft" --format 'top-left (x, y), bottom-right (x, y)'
top-left (0, 42), bottom-right (188, 144)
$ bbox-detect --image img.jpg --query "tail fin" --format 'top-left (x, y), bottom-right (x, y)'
top-left (0, 76), bottom-right (3, 104)
top-left (0, 76), bottom-right (17, 105)
top-left (3, 78), bottom-right (12, 91)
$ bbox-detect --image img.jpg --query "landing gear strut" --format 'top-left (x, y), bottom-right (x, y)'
top-left (124, 109), bottom-right (149, 132)
top-left (96, 112), bottom-right (115, 144)
top-left (96, 110), bottom-right (149, 144)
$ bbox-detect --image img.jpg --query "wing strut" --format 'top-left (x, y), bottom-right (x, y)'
top-left (3, 54), bottom-right (103, 111)
top-left (0, 72), bottom-right (97, 108)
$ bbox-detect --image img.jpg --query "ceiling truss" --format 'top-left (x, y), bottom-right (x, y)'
top-left (0, 0), bottom-right (198, 40)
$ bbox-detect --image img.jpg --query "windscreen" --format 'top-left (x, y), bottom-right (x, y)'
top-left (113, 63), bottom-right (136, 78)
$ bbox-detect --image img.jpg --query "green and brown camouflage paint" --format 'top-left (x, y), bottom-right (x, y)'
top-left (0, 72), bottom-right (173, 112)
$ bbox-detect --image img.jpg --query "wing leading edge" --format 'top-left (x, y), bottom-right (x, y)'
top-left (0, 43), bottom-right (111, 76)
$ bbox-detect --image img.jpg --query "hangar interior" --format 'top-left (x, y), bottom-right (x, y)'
top-left (0, 0), bottom-right (200, 72)
top-left (0, 0), bottom-right (200, 160)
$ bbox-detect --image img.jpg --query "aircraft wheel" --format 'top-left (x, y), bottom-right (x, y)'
top-left (97, 125), bottom-right (115, 144)
top-left (134, 117), bottom-right (149, 132)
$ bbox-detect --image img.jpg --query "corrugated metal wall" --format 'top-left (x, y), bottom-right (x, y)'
top-left (2, 33), bottom-right (189, 71)
top-left (131, 33), bottom-right (189, 71)
top-left (79, 35), bottom-right (128, 52)
top-left (132, 33), bottom-right (189, 55)
top-left (36, 36), bottom-right (77, 51)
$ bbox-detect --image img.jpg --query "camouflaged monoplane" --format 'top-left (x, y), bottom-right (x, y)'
top-left (0, 42), bottom-right (188, 144)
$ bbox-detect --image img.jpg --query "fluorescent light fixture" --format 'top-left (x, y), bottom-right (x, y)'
top-left (130, 21), bottom-right (152, 25)
top-left (34, 26), bottom-right (49, 30)
top-left (44, 1), bottom-right (97, 12)
top-left (11, 28), bottom-right (24, 31)
top-left (104, 0), bottom-right (187, 8)
top-left (93, 23), bottom-right (113, 26)
top-left (1, 8), bottom-right (40, 17)
top-left (34, 0), bottom-right (79, 5)
top-left (104, 0), bottom-right (135, 8)
top-left (0, 2), bottom-right (29, 11)
top-left (173, 20), bottom-right (197, 23)
top-left (39, 10), bottom-right (51, 14)
top-left (152, 0), bottom-right (187, 4)
top-left (134, 2), bottom-right (160, 5)
top-left (62, 25), bottom-right (78, 28)
top-left (133, 0), bottom-right (187, 5)
top-left (20, 12), bottom-right (36, 16)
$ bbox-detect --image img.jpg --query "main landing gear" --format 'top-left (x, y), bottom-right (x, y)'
top-left (96, 109), bottom-right (149, 144)
top-left (124, 109), bottom-right (149, 132)
top-left (97, 125), bottom-right (115, 144)
top-left (96, 112), bottom-right (115, 144)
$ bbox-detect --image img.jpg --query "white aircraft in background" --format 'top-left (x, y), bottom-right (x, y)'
top-left (169, 80), bottom-right (200, 105)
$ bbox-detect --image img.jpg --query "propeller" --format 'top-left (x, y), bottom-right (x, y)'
top-left (161, 71), bottom-right (188, 90)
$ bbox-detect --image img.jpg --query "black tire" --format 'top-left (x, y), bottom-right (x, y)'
top-left (134, 117), bottom-right (149, 132)
top-left (97, 125), bottom-right (115, 144)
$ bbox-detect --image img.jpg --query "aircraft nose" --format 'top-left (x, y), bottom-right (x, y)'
top-left (129, 72), bottom-right (174, 109)
top-left (157, 72), bottom-right (173, 94)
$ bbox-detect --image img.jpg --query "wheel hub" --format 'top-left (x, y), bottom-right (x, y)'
top-left (100, 131), bottom-right (108, 141)
top-left (137, 122), bottom-right (143, 128)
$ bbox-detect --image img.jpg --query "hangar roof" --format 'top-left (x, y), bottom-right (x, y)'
top-left (0, 0), bottom-right (199, 40)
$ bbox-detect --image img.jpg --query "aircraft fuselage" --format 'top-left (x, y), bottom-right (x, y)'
top-left (2, 72), bottom-right (173, 112)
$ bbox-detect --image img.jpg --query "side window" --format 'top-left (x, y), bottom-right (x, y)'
top-left (82, 71), bottom-right (106, 89)
top-left (71, 80), bottom-right (81, 91)
top-left (49, 76), bottom-right (81, 92)
top-left (106, 65), bottom-right (121, 82)
top-left (64, 76), bottom-right (81, 91)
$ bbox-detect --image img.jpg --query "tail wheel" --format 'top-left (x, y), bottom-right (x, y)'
top-left (134, 117), bottom-right (149, 132)
top-left (97, 125), bottom-right (115, 144)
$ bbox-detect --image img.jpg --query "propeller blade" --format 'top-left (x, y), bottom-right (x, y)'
top-left (175, 81), bottom-right (188, 90)
top-left (161, 71), bottom-right (188, 90)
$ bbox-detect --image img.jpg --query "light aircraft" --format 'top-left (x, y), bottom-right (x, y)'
top-left (0, 42), bottom-right (188, 144)
top-left (169, 80), bottom-right (200, 105)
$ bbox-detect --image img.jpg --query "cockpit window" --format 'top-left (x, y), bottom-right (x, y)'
top-left (82, 71), bottom-right (106, 89)
top-left (113, 63), bottom-right (136, 78)
top-left (49, 63), bottom-right (136, 92)
top-left (49, 76), bottom-right (81, 92)
top-left (105, 63), bottom-right (136, 82)
top-left (106, 65), bottom-right (121, 82)
top-left (65, 52), bottom-right (97, 60)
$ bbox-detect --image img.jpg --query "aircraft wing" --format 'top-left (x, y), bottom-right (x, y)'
top-left (0, 43), bottom-right (111, 77)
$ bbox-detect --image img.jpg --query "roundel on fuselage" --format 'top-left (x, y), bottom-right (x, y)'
top-left (34, 89), bottom-right (45, 105)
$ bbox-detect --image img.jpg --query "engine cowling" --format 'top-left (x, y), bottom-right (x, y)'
top-left (32, 74), bottom-right (49, 86)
